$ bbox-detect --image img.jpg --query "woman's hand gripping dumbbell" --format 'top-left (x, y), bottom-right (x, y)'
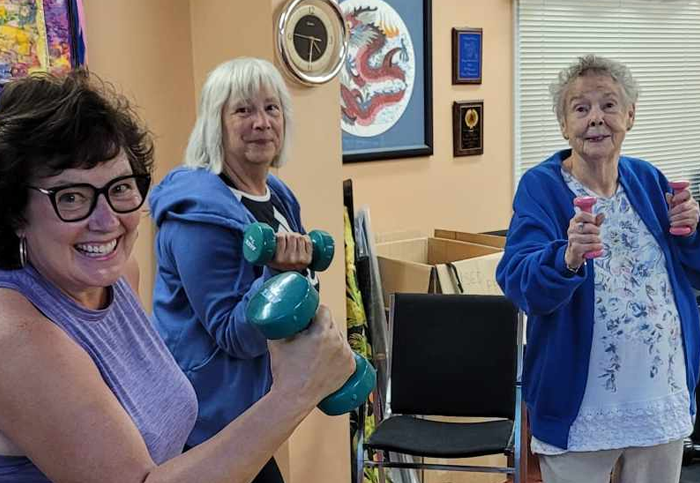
top-left (243, 222), bottom-right (335, 272)
top-left (246, 271), bottom-right (377, 415)
top-left (667, 180), bottom-right (699, 236)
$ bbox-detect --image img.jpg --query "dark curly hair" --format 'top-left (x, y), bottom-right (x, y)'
top-left (0, 69), bottom-right (155, 269)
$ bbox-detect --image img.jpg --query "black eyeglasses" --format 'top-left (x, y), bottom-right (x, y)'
top-left (27, 174), bottom-right (151, 222)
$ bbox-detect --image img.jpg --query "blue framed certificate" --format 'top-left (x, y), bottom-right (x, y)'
top-left (452, 27), bottom-right (482, 85)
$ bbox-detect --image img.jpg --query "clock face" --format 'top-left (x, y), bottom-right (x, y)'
top-left (292, 15), bottom-right (329, 64)
top-left (277, 0), bottom-right (347, 85)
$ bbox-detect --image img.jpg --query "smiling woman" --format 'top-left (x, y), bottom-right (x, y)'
top-left (0, 67), bottom-right (355, 483)
top-left (0, 70), bottom-right (154, 305)
top-left (149, 57), bottom-right (329, 483)
top-left (0, 69), bottom-right (197, 478)
top-left (496, 54), bottom-right (700, 483)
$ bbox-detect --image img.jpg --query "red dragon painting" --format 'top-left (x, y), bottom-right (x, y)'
top-left (340, 0), bottom-right (415, 137)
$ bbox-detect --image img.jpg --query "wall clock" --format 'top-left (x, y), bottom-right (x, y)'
top-left (276, 0), bottom-right (348, 86)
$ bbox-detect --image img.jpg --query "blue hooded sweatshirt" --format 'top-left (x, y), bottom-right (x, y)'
top-left (149, 166), bottom-right (305, 446)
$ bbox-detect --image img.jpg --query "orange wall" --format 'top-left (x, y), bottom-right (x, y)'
top-left (185, 1), bottom-right (352, 482)
top-left (189, 0), bottom-right (274, 95)
top-left (342, 0), bottom-right (514, 237)
top-left (272, 48), bottom-right (351, 483)
top-left (81, 1), bottom-right (514, 482)
top-left (86, 1), bottom-right (351, 481)
top-left (83, 0), bottom-right (196, 309)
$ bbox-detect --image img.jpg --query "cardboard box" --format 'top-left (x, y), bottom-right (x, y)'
top-left (434, 229), bottom-right (506, 249)
top-left (375, 237), bottom-right (504, 306)
top-left (432, 230), bottom-right (505, 296)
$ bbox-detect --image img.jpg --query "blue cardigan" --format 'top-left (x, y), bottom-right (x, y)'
top-left (149, 167), bottom-right (305, 446)
top-left (496, 149), bottom-right (700, 449)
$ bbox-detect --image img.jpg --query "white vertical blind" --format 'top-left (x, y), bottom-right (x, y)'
top-left (516, 0), bottom-right (700, 196)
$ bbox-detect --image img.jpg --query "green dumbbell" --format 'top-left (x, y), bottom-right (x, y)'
top-left (243, 222), bottom-right (335, 272)
top-left (246, 271), bottom-right (376, 416)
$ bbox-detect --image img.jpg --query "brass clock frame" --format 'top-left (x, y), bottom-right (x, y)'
top-left (276, 0), bottom-right (348, 86)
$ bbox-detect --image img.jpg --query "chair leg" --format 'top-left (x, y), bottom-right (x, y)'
top-left (528, 451), bottom-right (543, 482)
top-left (356, 404), bottom-right (365, 483)
top-left (377, 451), bottom-right (387, 483)
top-left (505, 391), bottom-right (536, 483)
top-left (524, 404), bottom-right (543, 483)
top-left (517, 398), bottom-right (529, 483)
top-left (356, 445), bottom-right (364, 483)
top-left (519, 402), bottom-right (544, 483)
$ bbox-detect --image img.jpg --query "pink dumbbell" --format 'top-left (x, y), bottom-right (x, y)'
top-left (669, 181), bottom-right (692, 236)
top-left (574, 196), bottom-right (603, 259)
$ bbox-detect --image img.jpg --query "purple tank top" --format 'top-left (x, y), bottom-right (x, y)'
top-left (0, 266), bottom-right (198, 482)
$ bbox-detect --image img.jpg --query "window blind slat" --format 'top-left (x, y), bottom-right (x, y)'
top-left (516, 0), bottom-right (700, 197)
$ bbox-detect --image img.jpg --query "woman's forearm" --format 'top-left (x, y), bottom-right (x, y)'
top-left (145, 385), bottom-right (315, 483)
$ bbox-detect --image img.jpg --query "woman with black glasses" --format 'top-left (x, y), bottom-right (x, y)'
top-left (0, 70), bottom-right (353, 483)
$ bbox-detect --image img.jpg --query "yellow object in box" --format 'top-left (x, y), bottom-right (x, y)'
top-left (375, 237), bottom-right (504, 307)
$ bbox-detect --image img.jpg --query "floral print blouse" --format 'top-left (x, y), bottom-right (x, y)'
top-left (531, 168), bottom-right (693, 455)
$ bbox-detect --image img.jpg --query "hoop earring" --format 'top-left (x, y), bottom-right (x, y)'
top-left (18, 236), bottom-right (27, 268)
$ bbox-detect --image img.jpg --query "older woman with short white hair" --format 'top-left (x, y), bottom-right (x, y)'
top-left (149, 57), bottom-right (329, 483)
top-left (497, 54), bottom-right (700, 483)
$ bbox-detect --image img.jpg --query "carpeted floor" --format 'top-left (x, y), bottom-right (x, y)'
top-left (681, 463), bottom-right (700, 483)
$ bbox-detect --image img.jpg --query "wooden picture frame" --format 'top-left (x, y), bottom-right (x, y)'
top-left (452, 27), bottom-right (482, 85)
top-left (453, 100), bottom-right (484, 156)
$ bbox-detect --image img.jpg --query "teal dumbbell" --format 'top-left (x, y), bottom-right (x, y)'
top-left (243, 222), bottom-right (335, 272)
top-left (246, 271), bottom-right (376, 416)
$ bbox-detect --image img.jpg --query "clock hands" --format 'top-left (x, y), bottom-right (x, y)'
top-left (294, 33), bottom-right (323, 62)
top-left (294, 33), bottom-right (322, 43)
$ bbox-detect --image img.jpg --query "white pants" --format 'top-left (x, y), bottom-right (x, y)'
top-left (538, 439), bottom-right (684, 483)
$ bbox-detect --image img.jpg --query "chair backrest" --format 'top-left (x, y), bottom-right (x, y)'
top-left (388, 293), bottom-right (519, 419)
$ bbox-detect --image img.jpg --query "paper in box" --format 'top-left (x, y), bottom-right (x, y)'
top-left (432, 229), bottom-right (505, 296)
top-left (435, 252), bottom-right (504, 296)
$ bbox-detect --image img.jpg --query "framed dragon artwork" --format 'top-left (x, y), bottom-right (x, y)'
top-left (0, 0), bottom-right (86, 88)
top-left (339, 0), bottom-right (433, 163)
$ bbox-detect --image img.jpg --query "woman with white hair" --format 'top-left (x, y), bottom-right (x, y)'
top-left (149, 58), bottom-right (326, 482)
top-left (497, 54), bottom-right (700, 482)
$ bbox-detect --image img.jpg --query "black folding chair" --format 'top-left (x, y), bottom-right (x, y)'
top-left (356, 293), bottom-right (524, 483)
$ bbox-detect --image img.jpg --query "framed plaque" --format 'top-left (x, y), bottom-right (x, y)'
top-left (453, 100), bottom-right (483, 157)
top-left (452, 27), bottom-right (482, 85)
